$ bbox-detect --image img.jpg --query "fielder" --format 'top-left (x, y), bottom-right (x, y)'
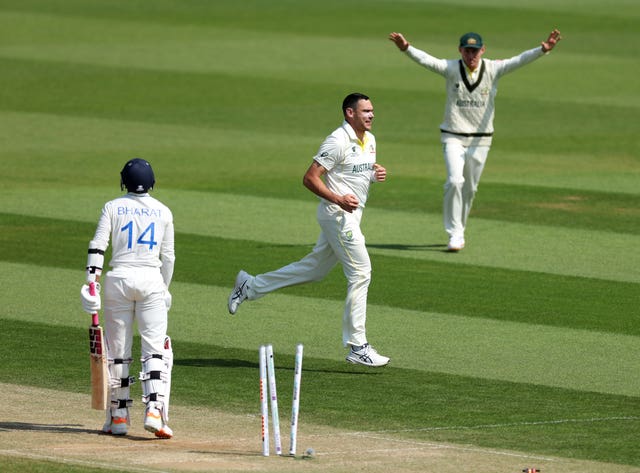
top-left (389, 29), bottom-right (562, 251)
top-left (228, 93), bottom-right (390, 367)
top-left (80, 158), bottom-right (175, 438)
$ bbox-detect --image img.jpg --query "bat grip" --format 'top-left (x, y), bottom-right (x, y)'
top-left (89, 282), bottom-right (99, 326)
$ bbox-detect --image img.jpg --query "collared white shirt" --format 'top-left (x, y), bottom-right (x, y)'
top-left (313, 121), bottom-right (377, 208)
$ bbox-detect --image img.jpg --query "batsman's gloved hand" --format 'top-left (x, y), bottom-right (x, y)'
top-left (164, 289), bottom-right (172, 311)
top-left (80, 283), bottom-right (101, 314)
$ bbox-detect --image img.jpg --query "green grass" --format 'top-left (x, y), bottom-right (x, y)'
top-left (2, 213), bottom-right (638, 336)
top-left (0, 456), bottom-right (107, 473)
top-left (2, 318), bottom-right (639, 465)
top-left (0, 0), bottom-right (639, 470)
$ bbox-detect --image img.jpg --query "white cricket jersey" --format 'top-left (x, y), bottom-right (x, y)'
top-left (405, 45), bottom-right (545, 144)
top-left (313, 121), bottom-right (377, 208)
top-left (91, 193), bottom-right (175, 285)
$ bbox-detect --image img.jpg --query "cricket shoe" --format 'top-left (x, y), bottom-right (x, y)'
top-left (228, 270), bottom-right (251, 315)
top-left (447, 235), bottom-right (465, 252)
top-left (102, 408), bottom-right (128, 435)
top-left (154, 424), bottom-right (173, 439)
top-left (144, 402), bottom-right (173, 439)
top-left (346, 344), bottom-right (390, 367)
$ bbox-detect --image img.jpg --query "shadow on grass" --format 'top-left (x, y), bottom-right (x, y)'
top-left (175, 358), bottom-right (384, 375)
top-left (368, 243), bottom-right (449, 253)
top-left (176, 358), bottom-right (256, 369)
top-left (0, 422), bottom-right (94, 434)
top-left (0, 421), bottom-right (154, 441)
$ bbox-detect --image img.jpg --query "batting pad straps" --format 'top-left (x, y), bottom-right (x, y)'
top-left (108, 358), bottom-right (134, 408)
top-left (111, 399), bottom-right (133, 409)
top-left (109, 357), bottom-right (134, 366)
top-left (140, 354), bottom-right (169, 405)
top-left (111, 376), bottom-right (136, 389)
top-left (86, 244), bottom-right (105, 282)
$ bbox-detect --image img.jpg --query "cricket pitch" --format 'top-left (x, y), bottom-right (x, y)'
top-left (0, 383), bottom-right (635, 473)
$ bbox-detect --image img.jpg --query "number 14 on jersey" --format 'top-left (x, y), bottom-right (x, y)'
top-left (121, 221), bottom-right (157, 250)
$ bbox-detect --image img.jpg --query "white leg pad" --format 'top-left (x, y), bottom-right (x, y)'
top-left (108, 358), bottom-right (134, 420)
top-left (140, 345), bottom-right (172, 422)
top-left (163, 337), bottom-right (173, 420)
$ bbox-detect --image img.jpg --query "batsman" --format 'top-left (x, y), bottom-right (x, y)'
top-left (80, 158), bottom-right (176, 438)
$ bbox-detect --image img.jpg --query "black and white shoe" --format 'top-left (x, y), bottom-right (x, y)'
top-left (227, 270), bottom-right (251, 315)
top-left (346, 343), bottom-right (390, 367)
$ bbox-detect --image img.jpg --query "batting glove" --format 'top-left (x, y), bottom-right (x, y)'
top-left (80, 283), bottom-right (101, 314)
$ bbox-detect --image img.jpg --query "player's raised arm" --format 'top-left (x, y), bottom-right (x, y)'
top-left (389, 32), bottom-right (409, 51)
top-left (541, 28), bottom-right (562, 53)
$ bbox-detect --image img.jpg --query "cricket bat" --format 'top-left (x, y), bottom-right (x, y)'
top-left (88, 282), bottom-right (108, 410)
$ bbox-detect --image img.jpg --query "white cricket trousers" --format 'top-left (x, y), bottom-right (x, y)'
top-left (103, 267), bottom-right (168, 361)
top-left (247, 204), bottom-right (371, 347)
top-left (442, 141), bottom-right (490, 239)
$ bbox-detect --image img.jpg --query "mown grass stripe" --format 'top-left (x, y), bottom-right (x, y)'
top-left (2, 184), bottom-right (638, 284)
top-left (0, 57), bottom-right (344, 135)
top-left (1, 260), bottom-right (638, 395)
top-left (1, 213), bottom-right (638, 337)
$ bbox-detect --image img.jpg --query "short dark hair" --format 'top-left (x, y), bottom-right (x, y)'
top-left (342, 93), bottom-right (370, 116)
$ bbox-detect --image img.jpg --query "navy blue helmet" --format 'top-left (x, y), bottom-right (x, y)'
top-left (120, 158), bottom-right (155, 193)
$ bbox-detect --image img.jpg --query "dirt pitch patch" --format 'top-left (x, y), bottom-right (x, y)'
top-left (0, 383), bottom-right (635, 473)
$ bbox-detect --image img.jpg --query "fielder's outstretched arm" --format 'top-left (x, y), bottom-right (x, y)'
top-left (541, 28), bottom-right (562, 53)
top-left (389, 32), bottom-right (409, 51)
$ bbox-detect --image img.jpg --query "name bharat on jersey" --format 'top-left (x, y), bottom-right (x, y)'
top-left (117, 206), bottom-right (163, 217)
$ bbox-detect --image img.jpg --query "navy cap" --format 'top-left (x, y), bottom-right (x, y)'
top-left (459, 32), bottom-right (483, 49)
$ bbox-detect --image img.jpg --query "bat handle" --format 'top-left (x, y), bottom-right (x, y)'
top-left (89, 282), bottom-right (99, 327)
